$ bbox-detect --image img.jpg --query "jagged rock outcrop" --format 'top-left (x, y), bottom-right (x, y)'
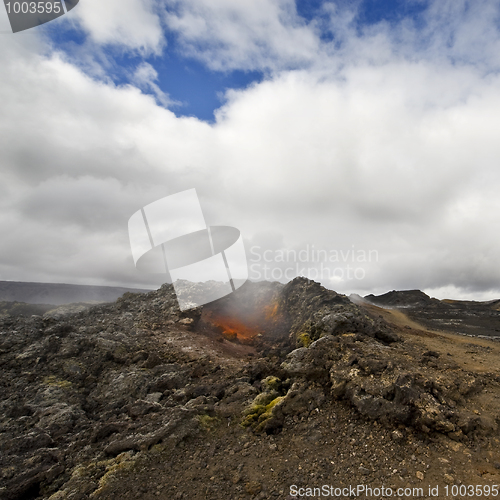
top-left (0, 278), bottom-right (498, 500)
top-left (0, 284), bottom-right (208, 500)
top-left (236, 279), bottom-right (497, 440)
top-left (278, 278), bottom-right (399, 346)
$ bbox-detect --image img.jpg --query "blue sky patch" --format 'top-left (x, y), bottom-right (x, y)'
top-left (45, 0), bottom-right (430, 122)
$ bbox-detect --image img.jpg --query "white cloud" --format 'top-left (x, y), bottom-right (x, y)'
top-left (132, 62), bottom-right (174, 107)
top-left (73, 0), bottom-right (164, 54)
top-left (1, 2), bottom-right (500, 299)
top-left (160, 0), bottom-right (500, 75)
top-left (418, 0), bottom-right (500, 69)
top-left (163, 0), bottom-right (320, 71)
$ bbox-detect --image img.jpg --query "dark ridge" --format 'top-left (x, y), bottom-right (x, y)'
top-left (0, 281), bottom-right (152, 305)
top-left (365, 289), bottom-right (435, 308)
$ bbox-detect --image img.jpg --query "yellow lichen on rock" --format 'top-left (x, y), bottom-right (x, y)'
top-left (90, 452), bottom-right (136, 498)
top-left (197, 414), bottom-right (220, 432)
top-left (262, 376), bottom-right (281, 391)
top-left (298, 332), bottom-right (312, 347)
top-left (43, 375), bottom-right (72, 389)
top-left (241, 378), bottom-right (286, 431)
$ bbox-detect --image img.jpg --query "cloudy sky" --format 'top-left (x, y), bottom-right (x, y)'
top-left (1, 0), bottom-right (500, 300)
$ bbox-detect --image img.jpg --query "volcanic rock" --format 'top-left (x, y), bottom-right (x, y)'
top-left (0, 278), bottom-right (499, 500)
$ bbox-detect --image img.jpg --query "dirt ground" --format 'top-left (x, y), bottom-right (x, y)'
top-left (87, 304), bottom-right (500, 500)
top-left (3, 281), bottom-right (499, 500)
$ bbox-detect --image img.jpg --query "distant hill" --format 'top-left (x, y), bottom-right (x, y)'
top-left (0, 281), bottom-right (153, 305)
top-left (364, 289), bottom-right (436, 308)
top-left (364, 288), bottom-right (500, 338)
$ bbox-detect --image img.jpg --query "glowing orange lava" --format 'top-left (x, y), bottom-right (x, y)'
top-left (208, 313), bottom-right (260, 341)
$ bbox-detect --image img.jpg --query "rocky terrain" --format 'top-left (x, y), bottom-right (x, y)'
top-left (365, 290), bottom-right (500, 340)
top-left (0, 302), bottom-right (56, 318)
top-left (0, 278), bottom-right (499, 500)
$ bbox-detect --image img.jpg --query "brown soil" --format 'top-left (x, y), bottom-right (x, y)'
top-left (96, 398), bottom-right (500, 500)
top-left (2, 281), bottom-right (499, 500)
top-left (87, 307), bottom-right (500, 500)
top-left (362, 302), bottom-right (500, 376)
